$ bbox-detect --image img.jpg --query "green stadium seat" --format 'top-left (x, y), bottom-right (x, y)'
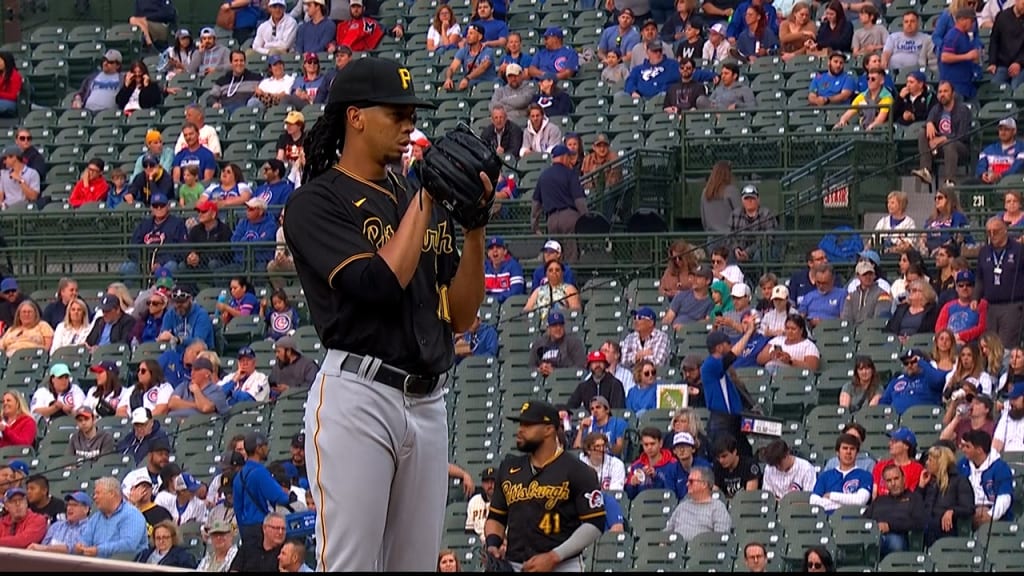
top-left (29, 25), bottom-right (68, 46)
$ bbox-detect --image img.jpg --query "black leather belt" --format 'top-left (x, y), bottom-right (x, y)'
top-left (340, 353), bottom-right (441, 395)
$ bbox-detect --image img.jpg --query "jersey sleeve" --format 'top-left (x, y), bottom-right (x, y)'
top-left (572, 462), bottom-right (606, 529)
top-left (284, 179), bottom-right (380, 290)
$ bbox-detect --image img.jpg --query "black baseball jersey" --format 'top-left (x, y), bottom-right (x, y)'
top-left (284, 165), bottom-right (459, 375)
top-left (713, 455), bottom-right (762, 498)
top-left (488, 450), bottom-right (606, 564)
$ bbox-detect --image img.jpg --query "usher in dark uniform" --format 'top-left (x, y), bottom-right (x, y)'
top-left (489, 403), bottom-right (607, 570)
top-left (282, 57), bottom-right (458, 571)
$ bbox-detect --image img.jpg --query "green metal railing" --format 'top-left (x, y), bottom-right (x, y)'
top-left (0, 226), bottom-right (996, 295)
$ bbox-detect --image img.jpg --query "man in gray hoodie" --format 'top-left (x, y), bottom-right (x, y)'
top-left (187, 27), bottom-right (232, 76)
top-left (489, 64), bottom-right (537, 122)
top-left (66, 406), bottom-right (116, 461)
top-left (695, 61), bottom-right (755, 110)
top-left (520, 103), bottom-right (563, 157)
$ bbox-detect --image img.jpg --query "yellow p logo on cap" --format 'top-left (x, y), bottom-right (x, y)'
top-left (521, 402), bottom-right (530, 413)
top-left (398, 67), bottom-right (412, 90)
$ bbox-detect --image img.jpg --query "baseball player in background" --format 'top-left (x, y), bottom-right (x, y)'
top-left (486, 401), bottom-right (606, 572)
top-left (284, 57), bottom-right (487, 571)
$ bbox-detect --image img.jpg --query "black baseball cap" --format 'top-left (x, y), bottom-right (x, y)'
top-left (507, 400), bottom-right (559, 425)
top-left (326, 56), bottom-right (436, 109)
top-left (481, 466), bottom-right (496, 480)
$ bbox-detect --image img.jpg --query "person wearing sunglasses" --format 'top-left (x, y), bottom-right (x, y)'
top-left (879, 348), bottom-right (947, 416)
top-left (626, 360), bottom-right (660, 416)
top-left (802, 546), bottom-right (835, 572)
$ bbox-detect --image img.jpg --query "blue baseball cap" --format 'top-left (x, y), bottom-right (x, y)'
top-left (858, 249), bottom-right (881, 266)
top-left (955, 270), bottom-right (975, 285)
top-left (908, 70), bottom-right (927, 83)
top-left (64, 491), bottom-right (93, 508)
top-left (543, 26), bottom-right (564, 38)
top-left (268, 54), bottom-right (283, 66)
top-left (8, 460), bottom-right (28, 476)
top-left (487, 236), bottom-right (505, 248)
top-left (150, 192), bottom-right (169, 206)
top-left (633, 307), bottom-right (657, 321)
top-left (1010, 382), bottom-right (1024, 400)
top-left (4, 487), bottom-right (26, 501)
top-left (0, 278), bottom-right (17, 292)
top-left (142, 154), bottom-right (161, 168)
top-left (154, 266), bottom-right (173, 280)
top-left (547, 311), bottom-right (565, 325)
top-left (887, 427), bottom-right (917, 449)
top-left (550, 144), bottom-right (572, 158)
top-left (237, 345), bottom-right (256, 359)
top-left (175, 473), bottom-right (202, 492)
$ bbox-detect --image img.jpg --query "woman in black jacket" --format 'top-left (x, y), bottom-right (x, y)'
top-left (887, 279), bottom-right (939, 337)
top-left (919, 444), bottom-right (975, 547)
top-left (115, 60), bottom-right (163, 115)
top-left (134, 520), bottom-right (197, 568)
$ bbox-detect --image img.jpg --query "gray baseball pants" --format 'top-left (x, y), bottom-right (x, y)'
top-left (305, 349), bottom-right (450, 571)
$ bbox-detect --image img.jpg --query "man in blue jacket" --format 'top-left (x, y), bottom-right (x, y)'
top-left (231, 197), bottom-right (278, 268)
top-left (252, 159), bottom-right (293, 219)
top-left (484, 236), bottom-right (525, 303)
top-left (234, 431), bottom-right (292, 550)
top-left (880, 348), bottom-right (947, 415)
top-left (975, 117), bottom-right (1024, 184)
top-left (121, 191), bottom-right (187, 283)
top-left (157, 286), bottom-right (216, 350)
top-left (625, 40), bottom-right (681, 100)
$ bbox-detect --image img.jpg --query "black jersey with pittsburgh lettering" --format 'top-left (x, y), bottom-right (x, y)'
top-left (284, 166), bottom-right (459, 375)
top-left (488, 450), bottom-right (606, 564)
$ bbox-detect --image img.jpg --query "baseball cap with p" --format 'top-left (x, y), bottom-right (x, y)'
top-left (482, 466), bottom-right (496, 480)
top-left (327, 56), bottom-right (437, 109)
top-left (507, 400), bottom-right (560, 425)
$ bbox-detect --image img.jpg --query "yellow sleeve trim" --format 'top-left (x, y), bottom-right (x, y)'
top-left (488, 507), bottom-right (508, 516)
top-left (579, 511), bottom-right (607, 520)
top-left (328, 253), bottom-right (374, 287)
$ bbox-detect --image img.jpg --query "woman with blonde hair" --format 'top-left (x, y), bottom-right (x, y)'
top-left (0, 300), bottom-right (53, 355)
top-left (626, 359), bottom-right (659, 416)
top-left (873, 190), bottom-right (918, 254)
top-left (661, 407), bottom-right (711, 459)
top-left (886, 279), bottom-right (938, 337)
top-left (0, 390), bottom-right (36, 448)
top-left (660, 239), bottom-right (698, 298)
top-left (979, 332), bottom-right (1005, 382)
top-left (50, 297), bottom-right (93, 353)
top-left (700, 161), bottom-right (740, 245)
top-left (919, 445), bottom-right (974, 546)
top-left (943, 342), bottom-right (992, 397)
top-left (779, 2), bottom-right (817, 60)
top-left (930, 329), bottom-right (958, 372)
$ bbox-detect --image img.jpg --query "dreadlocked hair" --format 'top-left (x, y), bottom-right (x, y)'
top-left (302, 103), bottom-right (348, 184)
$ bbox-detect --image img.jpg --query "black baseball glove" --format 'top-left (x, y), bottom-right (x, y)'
top-left (416, 124), bottom-right (502, 230)
top-left (483, 552), bottom-right (515, 572)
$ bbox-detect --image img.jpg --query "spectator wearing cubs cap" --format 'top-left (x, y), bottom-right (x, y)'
top-left (0, 486), bottom-right (46, 548)
top-left (935, 269), bottom-right (987, 344)
top-left (253, 0), bottom-right (299, 55)
top-left (168, 356), bottom-right (230, 417)
top-left (528, 27), bottom-right (580, 80)
top-left (565, 350), bottom-right (627, 411)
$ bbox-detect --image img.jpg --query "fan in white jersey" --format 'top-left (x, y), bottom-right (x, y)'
top-left (464, 466), bottom-right (496, 538)
top-left (760, 439), bottom-right (818, 500)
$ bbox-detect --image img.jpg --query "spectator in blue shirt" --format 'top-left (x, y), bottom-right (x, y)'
top-left (603, 492), bottom-right (625, 531)
top-left (701, 324), bottom-right (758, 455)
top-left (234, 431), bottom-right (291, 549)
top-left (939, 8), bottom-right (981, 100)
top-left (167, 357), bottom-right (229, 417)
top-left (158, 287), bottom-right (216, 350)
top-left (880, 348), bottom-right (947, 415)
top-left (231, 197), bottom-right (278, 268)
top-left (599, 9), bottom-right (642, 59)
top-left (808, 51), bottom-right (857, 106)
top-left (75, 477), bottom-right (148, 558)
top-left (469, 0), bottom-right (509, 48)
top-left (454, 314), bottom-right (499, 363)
top-left (28, 491), bottom-right (91, 554)
top-left (528, 28), bottom-right (580, 80)
top-left (443, 24), bottom-right (497, 91)
top-left (172, 124), bottom-right (217, 184)
top-left (958, 429), bottom-right (1015, 526)
top-left (975, 117), bottom-right (1024, 184)
top-left (727, 0), bottom-right (779, 42)
top-left (484, 236), bottom-right (525, 302)
top-left (252, 159), bottom-right (293, 220)
top-left (799, 263), bottom-right (846, 328)
top-left (293, 0), bottom-right (336, 54)
top-left (531, 240), bottom-right (577, 288)
top-left (625, 40), bottom-right (682, 100)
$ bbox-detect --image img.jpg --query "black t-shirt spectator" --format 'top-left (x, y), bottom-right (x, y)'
top-left (276, 133), bottom-right (304, 164)
top-left (30, 497), bottom-right (66, 524)
top-left (230, 541), bottom-right (284, 572)
top-left (713, 455), bottom-right (762, 497)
